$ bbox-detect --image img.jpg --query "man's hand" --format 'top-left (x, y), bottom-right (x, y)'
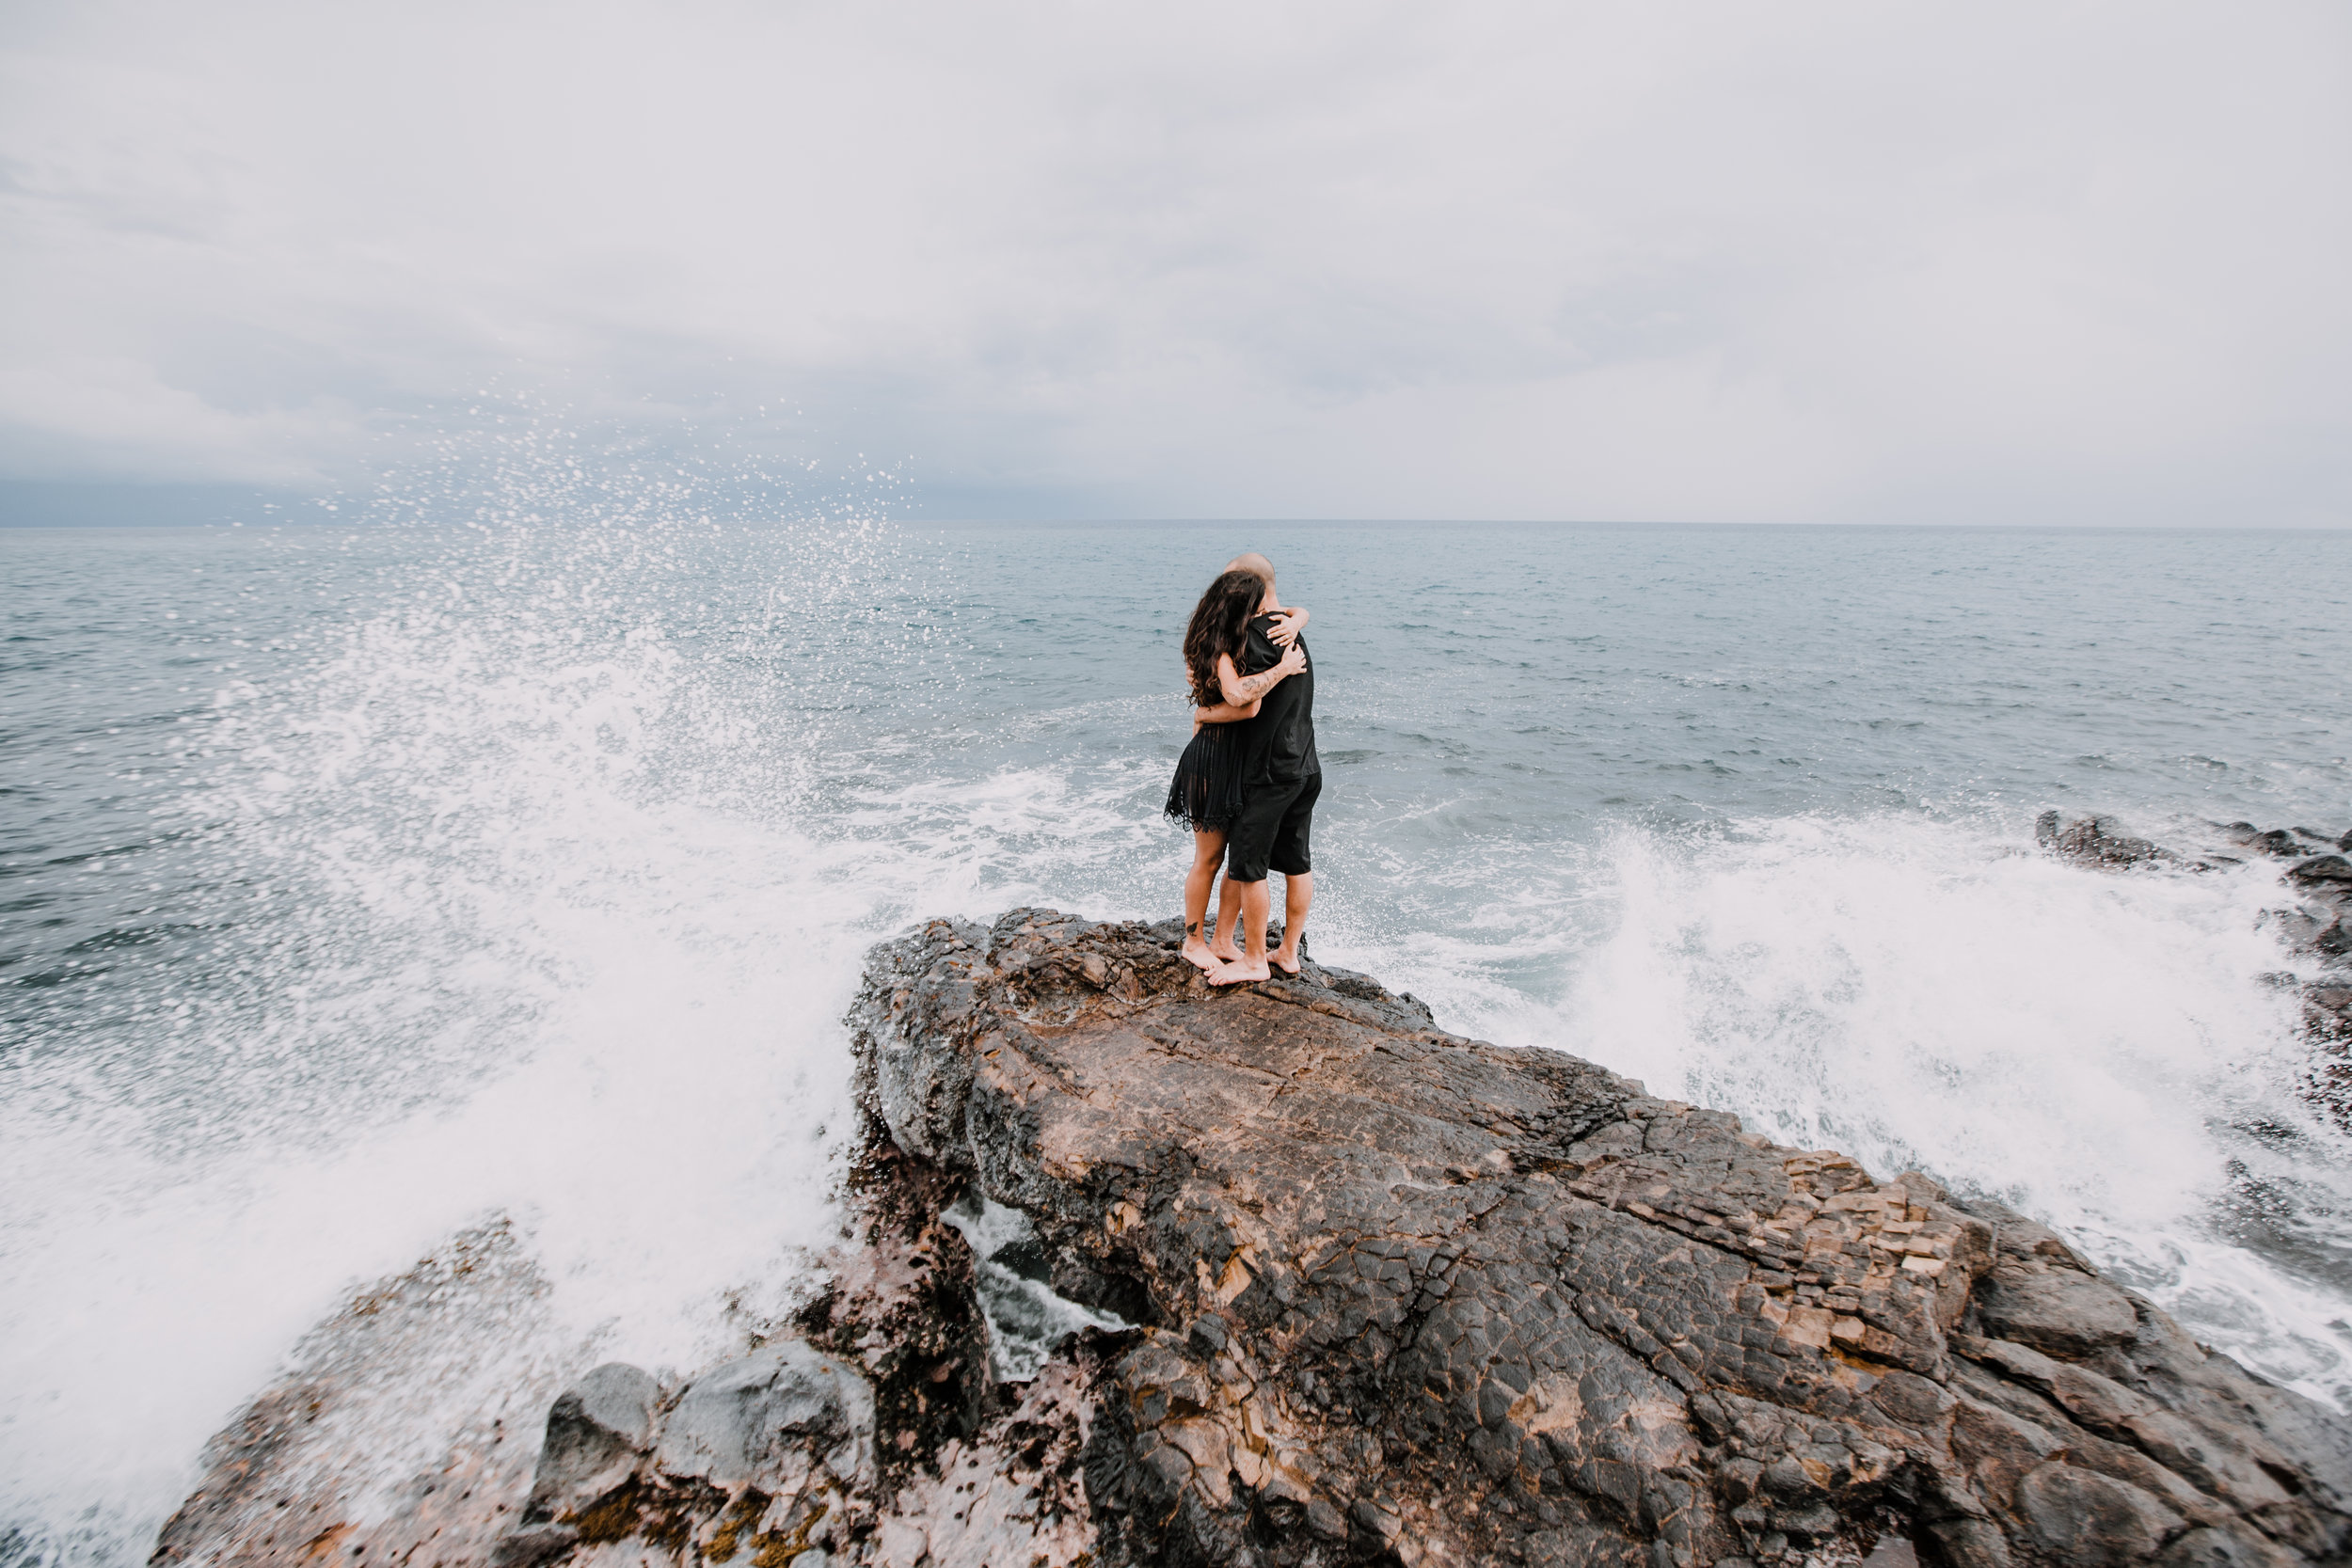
top-left (1267, 608), bottom-right (1310, 647)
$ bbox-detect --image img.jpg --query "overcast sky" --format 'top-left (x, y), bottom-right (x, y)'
top-left (3, 2), bottom-right (2347, 525)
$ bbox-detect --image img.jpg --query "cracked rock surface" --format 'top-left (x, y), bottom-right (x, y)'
top-left (156, 908), bottom-right (2352, 1568)
top-left (846, 910), bottom-right (2351, 1567)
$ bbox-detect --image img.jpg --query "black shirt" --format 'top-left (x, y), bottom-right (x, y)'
top-left (1235, 613), bottom-right (1318, 784)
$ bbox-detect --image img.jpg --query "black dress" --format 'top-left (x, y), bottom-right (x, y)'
top-left (1164, 715), bottom-right (1248, 832)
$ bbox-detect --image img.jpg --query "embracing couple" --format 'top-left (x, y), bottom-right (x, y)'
top-left (1163, 552), bottom-right (1320, 987)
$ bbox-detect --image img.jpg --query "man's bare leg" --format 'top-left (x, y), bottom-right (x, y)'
top-left (1211, 879), bottom-right (1272, 984)
top-left (1180, 830), bottom-right (1228, 973)
top-left (1270, 871), bottom-right (1313, 976)
top-left (1209, 870), bottom-right (1244, 963)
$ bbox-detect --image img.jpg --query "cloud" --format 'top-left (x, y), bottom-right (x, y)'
top-left (2, 1), bottom-right (2346, 523)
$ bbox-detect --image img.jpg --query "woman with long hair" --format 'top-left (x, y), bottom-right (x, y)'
top-left (1166, 567), bottom-right (1307, 974)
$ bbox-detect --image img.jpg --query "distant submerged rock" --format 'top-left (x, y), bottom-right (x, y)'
top-left (159, 910), bottom-right (2352, 1568)
top-left (2034, 810), bottom-right (2169, 868)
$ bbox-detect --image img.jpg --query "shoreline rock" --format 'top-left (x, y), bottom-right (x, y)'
top-left (2037, 814), bottom-right (2352, 1117)
top-left (156, 907), bottom-right (2352, 1568)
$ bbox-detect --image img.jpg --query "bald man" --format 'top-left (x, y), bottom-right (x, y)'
top-left (1211, 552), bottom-right (1319, 984)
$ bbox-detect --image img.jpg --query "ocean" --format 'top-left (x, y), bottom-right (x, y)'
top-left (3, 514), bottom-right (2348, 1564)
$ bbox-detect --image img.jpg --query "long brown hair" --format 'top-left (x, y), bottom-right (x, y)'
top-left (1183, 569), bottom-right (1267, 706)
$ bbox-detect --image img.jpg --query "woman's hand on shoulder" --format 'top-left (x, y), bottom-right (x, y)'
top-left (1267, 607), bottom-right (1310, 647)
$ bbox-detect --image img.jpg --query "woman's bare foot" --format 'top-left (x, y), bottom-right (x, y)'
top-left (1208, 932), bottom-right (1244, 963)
top-left (1181, 937), bottom-right (1223, 974)
top-left (1210, 956), bottom-right (1270, 986)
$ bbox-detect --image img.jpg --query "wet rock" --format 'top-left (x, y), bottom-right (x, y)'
top-left (521, 1363), bottom-right (660, 1524)
top-left (2061, 819), bottom-right (2352, 1129)
top-left (2011, 1462), bottom-right (2183, 1564)
top-left (653, 1341), bottom-right (875, 1493)
top-left (2288, 856), bottom-right (2352, 894)
top-left (1973, 1260), bottom-right (2140, 1356)
top-left (2160, 1523), bottom-right (2305, 1566)
top-left (151, 1223), bottom-right (564, 1568)
top-left (2222, 823), bottom-right (2306, 858)
top-left (1952, 1194), bottom-right (2098, 1274)
top-left (2260, 907), bottom-right (2328, 950)
top-left (2040, 812), bottom-right (2167, 868)
top-left (2311, 986), bottom-right (2352, 1037)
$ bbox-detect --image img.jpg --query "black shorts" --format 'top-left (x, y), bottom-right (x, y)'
top-left (1224, 772), bottom-right (1320, 884)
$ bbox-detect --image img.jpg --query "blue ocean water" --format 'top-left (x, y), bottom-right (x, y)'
top-left (3, 515), bottom-right (2349, 1563)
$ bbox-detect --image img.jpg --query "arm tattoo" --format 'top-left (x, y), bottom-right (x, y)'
top-left (1232, 667), bottom-right (1282, 702)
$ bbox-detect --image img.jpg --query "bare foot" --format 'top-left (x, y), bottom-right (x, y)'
top-left (1209, 939), bottom-right (1244, 964)
top-left (1181, 937), bottom-right (1223, 974)
top-left (1270, 950), bottom-right (1302, 977)
top-left (1210, 957), bottom-right (1270, 986)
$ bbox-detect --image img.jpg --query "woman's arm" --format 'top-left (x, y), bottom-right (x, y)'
top-left (1194, 696), bottom-right (1262, 726)
top-left (1183, 655), bottom-right (1262, 725)
top-left (1216, 645), bottom-right (1305, 707)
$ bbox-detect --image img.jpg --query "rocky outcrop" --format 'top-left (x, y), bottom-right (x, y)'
top-left (819, 911), bottom-right (2352, 1567)
top-left (152, 1137), bottom-right (1005, 1568)
top-left (159, 909), bottom-right (2352, 1568)
top-left (151, 1221), bottom-right (565, 1568)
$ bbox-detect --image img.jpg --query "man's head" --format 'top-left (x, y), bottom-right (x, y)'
top-left (1224, 552), bottom-right (1277, 608)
